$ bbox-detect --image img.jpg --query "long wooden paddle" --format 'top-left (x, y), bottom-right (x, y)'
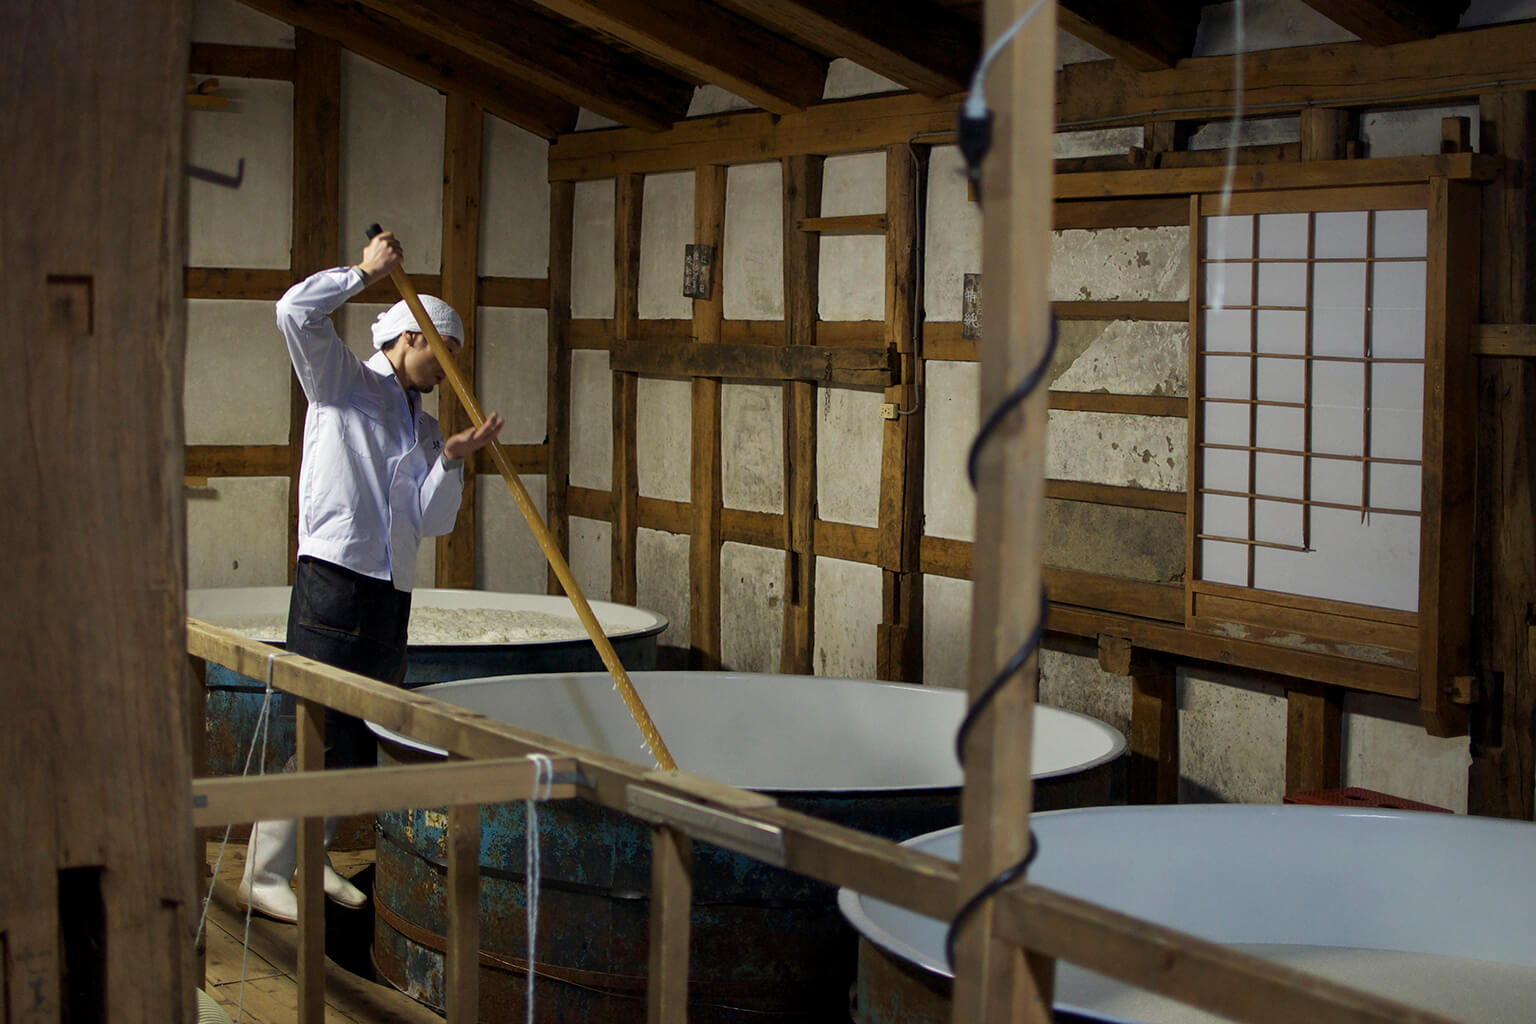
top-left (367, 224), bottom-right (677, 771)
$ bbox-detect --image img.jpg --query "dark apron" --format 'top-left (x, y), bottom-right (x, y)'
top-left (285, 555), bottom-right (412, 770)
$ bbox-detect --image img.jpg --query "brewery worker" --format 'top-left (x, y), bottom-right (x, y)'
top-left (238, 230), bottom-right (504, 922)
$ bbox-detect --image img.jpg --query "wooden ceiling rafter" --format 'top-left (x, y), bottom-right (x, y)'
top-left (236, 0), bottom-right (578, 138)
top-left (1297, 0), bottom-right (1471, 45)
top-left (714, 0), bottom-right (978, 97)
top-left (352, 0), bottom-right (693, 130)
top-left (525, 0), bottom-right (828, 115)
top-left (1056, 0), bottom-right (1204, 71)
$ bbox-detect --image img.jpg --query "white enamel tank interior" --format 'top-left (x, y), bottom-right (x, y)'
top-left (369, 672), bottom-right (1125, 793)
top-left (185, 587), bottom-right (667, 644)
top-left (839, 806), bottom-right (1536, 1023)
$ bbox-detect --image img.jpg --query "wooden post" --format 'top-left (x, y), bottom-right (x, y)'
top-left (691, 165), bottom-right (727, 668)
top-left (781, 155), bottom-right (824, 674)
top-left (612, 174), bottom-right (644, 605)
top-left (647, 825), bottom-right (694, 1023)
top-left (446, 802), bottom-right (482, 1020)
top-left (1284, 684), bottom-right (1343, 797)
top-left (952, 0), bottom-right (1058, 1020)
top-left (1101, 636), bottom-right (1180, 804)
top-left (436, 93), bottom-right (484, 587)
top-left (1469, 91), bottom-right (1536, 818)
top-left (295, 698), bottom-right (326, 1023)
top-left (289, 30), bottom-right (341, 579)
top-left (547, 180), bottom-right (576, 596)
top-left (189, 655), bottom-right (210, 984)
top-left (2, 2), bottom-right (194, 1017)
top-left (877, 142), bottom-right (928, 683)
top-left (1299, 107), bottom-right (1355, 162)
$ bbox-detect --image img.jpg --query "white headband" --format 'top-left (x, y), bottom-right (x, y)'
top-left (370, 296), bottom-right (463, 350)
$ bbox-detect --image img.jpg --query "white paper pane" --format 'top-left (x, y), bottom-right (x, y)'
top-left (1368, 462), bottom-right (1422, 512)
top-left (1254, 499), bottom-right (1304, 547)
top-left (1311, 459), bottom-right (1363, 505)
top-left (1371, 261), bottom-right (1426, 311)
top-left (1253, 506), bottom-right (1419, 612)
top-left (1205, 355), bottom-right (1251, 400)
top-left (1369, 408), bottom-right (1423, 462)
top-left (1312, 261), bottom-right (1366, 310)
top-left (1203, 403), bottom-right (1250, 446)
top-left (1203, 448), bottom-right (1250, 492)
top-left (1314, 211), bottom-right (1368, 259)
top-left (1205, 262), bottom-right (1252, 307)
top-left (1204, 215), bottom-right (1253, 259)
top-left (1258, 261), bottom-right (1307, 306)
top-left (1256, 452), bottom-right (1305, 497)
top-left (1311, 410), bottom-right (1364, 457)
top-left (1203, 493), bottom-right (1250, 539)
top-left (1200, 539), bottom-right (1249, 586)
top-left (1204, 307), bottom-right (1251, 351)
top-left (1371, 362), bottom-right (1424, 412)
top-left (1312, 361), bottom-right (1365, 409)
top-left (1257, 213), bottom-right (1309, 259)
top-left (1256, 357), bottom-right (1305, 403)
top-left (1256, 309), bottom-right (1306, 354)
top-left (1256, 404), bottom-right (1305, 450)
top-left (1373, 209), bottom-right (1427, 259)
top-left (1312, 307), bottom-right (1366, 357)
top-left (1370, 307), bottom-right (1425, 359)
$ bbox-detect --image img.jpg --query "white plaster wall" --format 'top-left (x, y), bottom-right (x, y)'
top-left (637, 528), bottom-right (690, 647)
top-left (1188, 116), bottom-right (1300, 151)
top-left (1051, 321), bottom-right (1189, 397)
top-left (721, 542), bottom-right (785, 672)
top-left (1194, 1), bottom-right (1356, 54)
top-left (924, 360), bottom-right (979, 541)
top-left (822, 60), bottom-right (903, 99)
top-left (1463, 0), bottom-right (1536, 24)
top-left (480, 116), bottom-right (550, 278)
top-left (575, 110), bottom-right (622, 132)
top-left (1047, 411), bottom-right (1187, 491)
top-left (924, 146), bottom-right (982, 322)
top-left (569, 350), bottom-right (612, 490)
top-left (723, 163), bottom-right (784, 320)
top-left (1040, 649), bottom-right (1133, 746)
top-left (185, 299), bottom-right (293, 445)
top-left (192, 0), bottom-right (293, 46)
top-left (637, 378), bottom-right (692, 502)
top-left (1051, 227), bottom-right (1190, 301)
top-left (922, 574), bottom-right (972, 688)
top-left (567, 516), bottom-right (611, 601)
top-left (814, 556), bottom-right (882, 679)
top-left (688, 86), bottom-right (755, 117)
top-left (820, 153), bottom-right (887, 321)
top-left (572, 180), bottom-right (616, 318)
top-left (817, 389), bottom-right (883, 527)
top-left (340, 54), bottom-right (444, 273)
top-left (1362, 105), bottom-right (1480, 158)
top-left (477, 307), bottom-right (547, 445)
top-left (1343, 694), bottom-right (1471, 812)
top-left (186, 81), bottom-right (293, 269)
top-left (1056, 127), bottom-right (1142, 159)
top-left (1058, 33), bottom-right (1110, 65)
top-left (722, 384), bottom-right (783, 513)
top-left (638, 171), bottom-right (696, 321)
top-left (186, 479), bottom-right (290, 588)
top-left (475, 474), bottom-right (549, 594)
top-left (1179, 668), bottom-right (1288, 803)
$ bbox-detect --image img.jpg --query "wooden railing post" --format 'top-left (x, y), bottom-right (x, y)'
top-left (647, 825), bottom-right (693, 1023)
top-left (295, 697), bottom-right (326, 1024)
top-left (447, 802), bottom-right (482, 1020)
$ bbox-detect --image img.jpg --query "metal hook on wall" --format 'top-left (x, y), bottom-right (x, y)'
top-left (185, 157), bottom-right (245, 189)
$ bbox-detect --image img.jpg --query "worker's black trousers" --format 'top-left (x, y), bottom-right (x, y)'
top-left (283, 555), bottom-right (411, 770)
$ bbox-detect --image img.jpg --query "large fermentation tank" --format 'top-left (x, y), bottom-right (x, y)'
top-left (839, 806), bottom-right (1536, 1024)
top-left (188, 587), bottom-right (667, 775)
top-left (367, 671), bottom-right (1126, 1021)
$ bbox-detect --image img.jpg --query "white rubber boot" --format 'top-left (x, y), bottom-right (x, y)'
top-left (236, 819), bottom-right (298, 923)
top-left (323, 817), bottom-right (367, 909)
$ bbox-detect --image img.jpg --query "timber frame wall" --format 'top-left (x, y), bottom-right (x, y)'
top-left (186, 19), bottom-right (1536, 816)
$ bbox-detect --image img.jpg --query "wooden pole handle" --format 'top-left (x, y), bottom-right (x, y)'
top-left (366, 224), bottom-right (677, 771)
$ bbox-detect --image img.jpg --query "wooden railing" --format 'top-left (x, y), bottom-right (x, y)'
top-left (186, 619), bottom-right (1465, 1024)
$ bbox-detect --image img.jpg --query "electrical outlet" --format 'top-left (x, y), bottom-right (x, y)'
top-left (880, 403), bottom-right (898, 420)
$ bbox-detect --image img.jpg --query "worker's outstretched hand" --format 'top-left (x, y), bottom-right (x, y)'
top-left (444, 412), bottom-right (505, 460)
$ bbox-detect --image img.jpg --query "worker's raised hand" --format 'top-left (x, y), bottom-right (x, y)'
top-left (444, 411), bottom-right (505, 460)
top-left (357, 231), bottom-right (403, 286)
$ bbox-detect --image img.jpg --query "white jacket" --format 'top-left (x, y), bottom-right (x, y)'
top-left (277, 266), bottom-right (464, 592)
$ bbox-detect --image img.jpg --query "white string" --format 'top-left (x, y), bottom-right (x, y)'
top-left (1208, 0), bottom-right (1247, 311)
top-left (963, 0), bottom-right (1053, 120)
top-left (525, 753), bottom-right (554, 1024)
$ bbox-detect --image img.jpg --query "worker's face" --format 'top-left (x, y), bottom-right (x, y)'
top-left (398, 332), bottom-right (460, 393)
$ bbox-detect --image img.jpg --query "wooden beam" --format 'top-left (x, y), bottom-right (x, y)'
top-left (478, 276), bottom-right (549, 308)
top-left (796, 213), bottom-right (887, 235)
top-left (1300, 107), bottom-right (1357, 162)
top-left (184, 444), bottom-right (290, 478)
top-left (353, 0), bottom-right (690, 131)
top-left (435, 94), bottom-right (483, 589)
top-left (716, 0), bottom-right (977, 97)
top-left (184, 266), bottom-right (291, 300)
top-left (611, 175), bottom-right (643, 605)
top-left (236, 0), bottom-right (578, 138)
top-left (545, 184), bottom-right (574, 597)
top-left (609, 336), bottom-right (896, 386)
top-left (1296, 0), bottom-right (1467, 45)
top-left (781, 155), bottom-right (823, 674)
top-left (527, 0), bottom-right (825, 115)
top-left (1285, 684), bottom-right (1343, 797)
top-left (1056, 154), bottom-right (1496, 201)
top-left (1476, 323), bottom-right (1536, 357)
top-left (1057, 1), bottom-right (1202, 71)
top-left (189, 41), bottom-right (294, 80)
top-left (1100, 638), bottom-right (1180, 804)
top-left (690, 165), bottom-right (726, 670)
